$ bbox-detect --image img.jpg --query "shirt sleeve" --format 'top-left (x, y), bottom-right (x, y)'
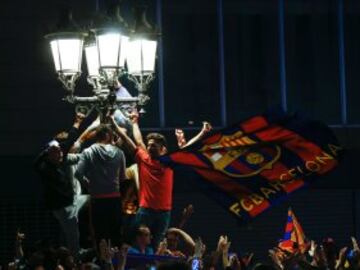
top-left (74, 150), bottom-right (89, 181)
top-left (66, 153), bottom-right (81, 165)
top-left (135, 147), bottom-right (150, 163)
top-left (125, 167), bottom-right (133, 180)
top-left (60, 127), bottom-right (80, 156)
top-left (118, 149), bottom-right (126, 181)
top-left (34, 150), bottom-right (47, 173)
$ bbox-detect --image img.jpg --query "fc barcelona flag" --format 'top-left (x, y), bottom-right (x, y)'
top-left (278, 208), bottom-right (308, 253)
top-left (160, 109), bottom-right (342, 221)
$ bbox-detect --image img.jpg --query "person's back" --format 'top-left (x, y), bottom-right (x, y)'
top-left (75, 124), bottom-right (126, 246)
top-left (78, 143), bottom-right (125, 196)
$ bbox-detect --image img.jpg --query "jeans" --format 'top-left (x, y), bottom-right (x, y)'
top-left (90, 197), bottom-right (123, 247)
top-left (135, 207), bottom-right (171, 248)
top-left (53, 194), bottom-right (89, 254)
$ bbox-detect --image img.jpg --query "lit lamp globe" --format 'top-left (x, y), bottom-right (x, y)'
top-left (126, 37), bottom-right (157, 76)
top-left (95, 30), bottom-right (128, 72)
top-left (126, 6), bottom-right (159, 108)
top-left (46, 32), bottom-right (86, 93)
top-left (85, 43), bottom-right (100, 78)
top-left (92, 5), bottom-right (129, 87)
top-left (84, 37), bottom-right (104, 92)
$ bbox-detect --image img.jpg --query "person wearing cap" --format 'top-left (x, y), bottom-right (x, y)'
top-left (34, 112), bottom-right (89, 255)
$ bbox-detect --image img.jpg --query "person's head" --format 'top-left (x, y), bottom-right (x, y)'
top-left (46, 144), bottom-right (63, 165)
top-left (166, 231), bottom-right (179, 251)
top-left (135, 225), bottom-right (151, 247)
top-left (57, 247), bottom-right (75, 270)
top-left (146, 133), bottom-right (168, 158)
top-left (28, 251), bottom-right (45, 270)
top-left (95, 124), bottom-right (113, 143)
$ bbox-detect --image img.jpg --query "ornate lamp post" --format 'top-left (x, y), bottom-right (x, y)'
top-left (45, 4), bottom-right (158, 121)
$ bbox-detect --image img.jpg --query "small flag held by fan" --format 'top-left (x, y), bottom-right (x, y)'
top-left (278, 208), bottom-right (308, 253)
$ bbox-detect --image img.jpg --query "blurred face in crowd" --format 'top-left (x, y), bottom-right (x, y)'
top-left (136, 226), bottom-right (152, 247)
top-left (166, 232), bottom-right (179, 250)
top-left (47, 145), bottom-right (63, 165)
top-left (147, 139), bottom-right (167, 158)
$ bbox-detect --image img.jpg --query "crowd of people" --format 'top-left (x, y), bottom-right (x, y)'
top-left (18, 97), bottom-right (212, 269)
top-left (4, 94), bottom-right (358, 270)
top-left (33, 102), bottom-right (211, 251)
top-left (6, 228), bottom-right (360, 270)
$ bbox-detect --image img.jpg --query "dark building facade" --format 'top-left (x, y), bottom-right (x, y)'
top-left (1, 0), bottom-right (360, 263)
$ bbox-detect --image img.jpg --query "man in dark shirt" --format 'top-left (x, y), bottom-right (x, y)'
top-left (35, 112), bottom-right (89, 254)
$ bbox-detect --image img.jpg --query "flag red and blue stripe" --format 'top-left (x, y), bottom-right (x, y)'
top-left (160, 109), bottom-right (342, 221)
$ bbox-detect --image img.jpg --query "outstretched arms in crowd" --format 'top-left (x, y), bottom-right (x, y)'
top-left (175, 121), bottom-right (212, 149)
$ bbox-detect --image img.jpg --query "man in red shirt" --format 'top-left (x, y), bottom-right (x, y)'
top-left (110, 112), bottom-right (173, 248)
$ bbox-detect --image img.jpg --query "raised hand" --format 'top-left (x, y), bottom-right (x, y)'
top-left (269, 249), bottom-right (284, 270)
top-left (99, 239), bottom-right (114, 263)
top-left (350, 237), bottom-right (360, 268)
top-left (16, 231), bottom-right (25, 242)
top-left (175, 129), bottom-right (187, 148)
top-left (128, 109), bottom-right (139, 124)
top-left (229, 254), bottom-right (242, 270)
top-left (336, 247), bottom-right (348, 270)
top-left (351, 236), bottom-right (360, 252)
top-left (217, 235), bottom-right (231, 254)
top-left (312, 244), bottom-right (327, 268)
top-left (308, 240), bottom-right (317, 257)
top-left (115, 244), bottom-right (130, 270)
top-left (201, 121), bottom-right (212, 134)
top-left (75, 112), bottom-right (86, 122)
top-left (194, 237), bottom-right (206, 258)
top-left (182, 204), bottom-right (194, 220)
top-left (157, 239), bottom-right (170, 255)
top-left (178, 204), bottom-right (194, 229)
top-left (242, 252), bottom-right (254, 267)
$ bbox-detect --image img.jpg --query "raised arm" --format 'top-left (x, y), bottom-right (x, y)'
top-left (129, 110), bottom-right (146, 150)
top-left (178, 122), bottom-right (212, 149)
top-left (168, 227), bottom-right (195, 252)
top-left (110, 116), bottom-right (137, 156)
top-left (175, 129), bottom-right (187, 148)
top-left (178, 204), bottom-right (194, 229)
top-left (15, 231), bottom-right (25, 260)
top-left (69, 117), bottom-right (100, 153)
top-left (60, 112), bottom-right (86, 155)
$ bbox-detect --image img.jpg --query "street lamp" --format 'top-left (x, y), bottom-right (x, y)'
top-left (45, 11), bottom-right (87, 96)
top-left (126, 6), bottom-right (159, 109)
top-left (45, 4), bottom-right (158, 121)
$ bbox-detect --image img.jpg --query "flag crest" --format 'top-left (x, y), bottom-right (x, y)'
top-left (160, 109), bottom-right (342, 221)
